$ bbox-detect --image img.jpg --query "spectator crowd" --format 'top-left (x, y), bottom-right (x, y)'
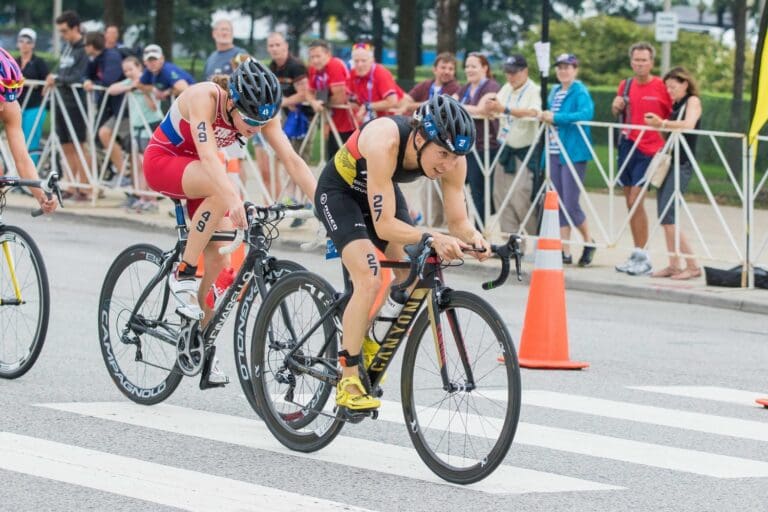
top-left (4, 9), bottom-right (705, 280)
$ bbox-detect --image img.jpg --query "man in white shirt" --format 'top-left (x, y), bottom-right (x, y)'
top-left (486, 55), bottom-right (541, 235)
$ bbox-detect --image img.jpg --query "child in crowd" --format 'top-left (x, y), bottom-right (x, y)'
top-left (106, 55), bottom-right (163, 212)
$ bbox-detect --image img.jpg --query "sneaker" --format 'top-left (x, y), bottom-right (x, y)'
top-left (626, 252), bottom-right (652, 276)
top-left (562, 252), bottom-right (573, 265)
top-left (615, 249), bottom-right (640, 273)
top-left (289, 217), bottom-right (306, 228)
top-left (578, 241), bottom-right (597, 267)
top-left (208, 356), bottom-right (230, 385)
top-left (336, 375), bottom-right (380, 410)
top-left (168, 265), bottom-right (203, 320)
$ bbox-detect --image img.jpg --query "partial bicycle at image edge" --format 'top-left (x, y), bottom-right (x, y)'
top-left (0, 173), bottom-right (62, 379)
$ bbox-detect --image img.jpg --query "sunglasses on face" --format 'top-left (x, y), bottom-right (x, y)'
top-left (1, 78), bottom-right (24, 89)
top-left (236, 106), bottom-right (276, 127)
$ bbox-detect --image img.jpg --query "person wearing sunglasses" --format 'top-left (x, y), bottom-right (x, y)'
top-left (0, 47), bottom-right (57, 214)
top-left (142, 59), bottom-right (317, 384)
top-left (315, 94), bottom-right (490, 412)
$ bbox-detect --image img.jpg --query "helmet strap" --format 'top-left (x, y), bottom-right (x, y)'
top-left (413, 130), bottom-right (430, 172)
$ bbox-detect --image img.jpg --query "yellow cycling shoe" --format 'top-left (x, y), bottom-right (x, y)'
top-left (336, 375), bottom-right (381, 410)
top-left (362, 336), bottom-right (387, 384)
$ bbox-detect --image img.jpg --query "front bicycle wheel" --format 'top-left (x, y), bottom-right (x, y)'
top-left (234, 258), bottom-right (305, 414)
top-left (401, 290), bottom-right (521, 484)
top-left (0, 225), bottom-right (49, 379)
top-left (251, 271), bottom-right (345, 452)
top-left (98, 243), bottom-right (183, 404)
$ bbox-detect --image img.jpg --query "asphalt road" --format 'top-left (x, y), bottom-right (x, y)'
top-left (1, 211), bottom-right (767, 511)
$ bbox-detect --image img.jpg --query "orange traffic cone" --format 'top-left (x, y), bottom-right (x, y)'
top-left (516, 190), bottom-right (588, 370)
top-left (369, 248), bottom-right (394, 321)
top-left (757, 398), bottom-right (768, 407)
top-left (195, 243), bottom-right (245, 278)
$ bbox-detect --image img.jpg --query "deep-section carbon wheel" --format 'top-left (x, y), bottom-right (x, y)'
top-left (401, 290), bottom-right (521, 484)
top-left (98, 244), bottom-right (182, 404)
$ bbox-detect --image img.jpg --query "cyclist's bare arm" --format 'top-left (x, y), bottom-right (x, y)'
top-left (1, 103), bottom-right (56, 213)
top-left (441, 158), bottom-right (491, 260)
top-left (261, 116), bottom-right (317, 200)
top-left (360, 119), bottom-right (465, 261)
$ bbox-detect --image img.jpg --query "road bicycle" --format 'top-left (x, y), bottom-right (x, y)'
top-left (0, 173), bottom-right (61, 379)
top-left (250, 233), bottom-right (523, 484)
top-left (98, 200), bottom-right (311, 406)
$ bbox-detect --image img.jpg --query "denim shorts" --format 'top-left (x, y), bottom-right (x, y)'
top-left (656, 161), bottom-right (693, 225)
top-left (617, 138), bottom-right (653, 187)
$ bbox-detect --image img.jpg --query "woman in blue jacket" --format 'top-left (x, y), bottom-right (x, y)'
top-left (539, 53), bottom-right (596, 266)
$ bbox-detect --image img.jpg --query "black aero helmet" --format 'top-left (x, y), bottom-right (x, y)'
top-left (413, 94), bottom-right (475, 155)
top-left (229, 58), bottom-right (282, 124)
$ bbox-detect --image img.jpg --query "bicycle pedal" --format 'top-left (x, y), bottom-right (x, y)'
top-left (336, 406), bottom-right (378, 424)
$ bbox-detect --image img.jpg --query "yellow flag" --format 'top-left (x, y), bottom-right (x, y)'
top-left (749, 6), bottom-right (768, 145)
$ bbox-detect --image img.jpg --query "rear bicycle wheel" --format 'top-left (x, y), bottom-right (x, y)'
top-left (234, 258), bottom-right (305, 414)
top-left (401, 291), bottom-right (521, 484)
top-left (251, 271), bottom-right (345, 452)
top-left (98, 243), bottom-right (183, 404)
top-left (0, 225), bottom-right (49, 379)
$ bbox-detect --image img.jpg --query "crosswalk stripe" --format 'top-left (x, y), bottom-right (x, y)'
top-left (629, 386), bottom-right (766, 407)
top-left (371, 400), bottom-right (768, 479)
top-left (517, 390), bottom-right (768, 442)
top-left (38, 402), bottom-right (621, 494)
top-left (0, 431), bottom-right (373, 512)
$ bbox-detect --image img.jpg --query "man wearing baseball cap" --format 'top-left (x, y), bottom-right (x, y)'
top-left (485, 53), bottom-right (541, 236)
top-left (15, 28), bottom-right (49, 166)
top-left (138, 44), bottom-right (195, 100)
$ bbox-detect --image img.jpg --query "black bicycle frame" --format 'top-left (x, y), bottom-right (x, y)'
top-left (282, 255), bottom-right (473, 392)
top-left (125, 201), bottom-right (280, 354)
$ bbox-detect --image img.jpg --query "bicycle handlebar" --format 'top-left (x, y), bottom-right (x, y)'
top-left (13, 174), bottom-right (62, 218)
top-left (482, 234), bottom-right (523, 290)
top-left (391, 233), bottom-right (523, 293)
top-left (218, 202), bottom-right (313, 255)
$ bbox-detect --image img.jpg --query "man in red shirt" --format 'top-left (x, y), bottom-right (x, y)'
top-left (347, 41), bottom-right (402, 126)
top-left (396, 52), bottom-right (460, 115)
top-left (306, 39), bottom-right (356, 159)
top-left (611, 42), bottom-right (672, 276)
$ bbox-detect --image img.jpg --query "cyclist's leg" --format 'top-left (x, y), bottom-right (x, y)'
top-left (180, 161), bottom-right (230, 267)
top-left (200, 215), bottom-right (234, 323)
top-left (339, 239), bottom-right (382, 408)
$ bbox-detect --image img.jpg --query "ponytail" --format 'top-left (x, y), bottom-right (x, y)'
top-left (210, 74), bottom-right (230, 92)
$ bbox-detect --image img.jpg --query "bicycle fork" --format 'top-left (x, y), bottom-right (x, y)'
top-left (1, 241), bottom-right (23, 305)
top-left (429, 288), bottom-right (477, 393)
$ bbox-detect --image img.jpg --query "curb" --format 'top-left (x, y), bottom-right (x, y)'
top-left (7, 202), bottom-right (766, 315)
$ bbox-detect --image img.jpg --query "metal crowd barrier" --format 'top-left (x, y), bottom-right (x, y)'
top-left (4, 82), bottom-right (765, 288)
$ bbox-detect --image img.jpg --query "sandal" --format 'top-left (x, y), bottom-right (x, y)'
top-left (670, 266), bottom-right (702, 280)
top-left (651, 266), bottom-right (682, 278)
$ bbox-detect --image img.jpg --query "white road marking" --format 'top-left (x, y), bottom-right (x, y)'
top-left (629, 386), bottom-right (766, 408)
top-left (37, 402), bottom-right (621, 495)
top-left (517, 390), bottom-right (768, 442)
top-left (371, 399), bottom-right (768, 479)
top-left (0, 432), bottom-right (373, 512)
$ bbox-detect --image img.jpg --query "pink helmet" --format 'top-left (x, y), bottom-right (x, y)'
top-left (0, 47), bottom-right (24, 103)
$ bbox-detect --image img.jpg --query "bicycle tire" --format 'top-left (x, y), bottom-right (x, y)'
top-left (401, 290), bottom-right (521, 484)
top-left (98, 243), bottom-right (183, 405)
top-left (234, 258), bottom-right (305, 414)
top-left (0, 225), bottom-right (50, 379)
top-left (251, 271), bottom-right (345, 452)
